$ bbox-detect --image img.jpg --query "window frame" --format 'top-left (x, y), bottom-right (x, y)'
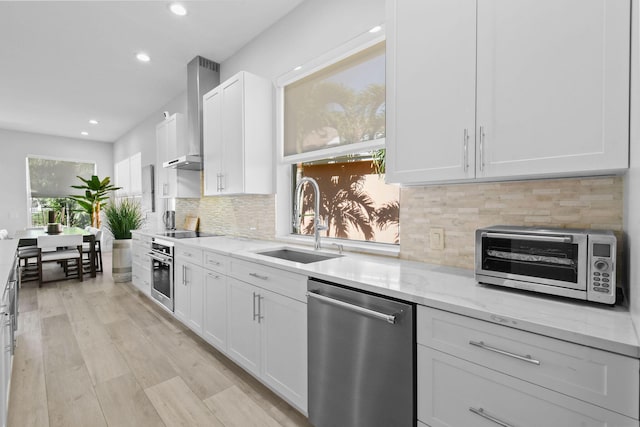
top-left (25, 154), bottom-right (97, 227)
top-left (274, 27), bottom-right (399, 256)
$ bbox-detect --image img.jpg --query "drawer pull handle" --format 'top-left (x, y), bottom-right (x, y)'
top-left (208, 273), bottom-right (220, 279)
top-left (249, 272), bottom-right (268, 281)
top-left (469, 340), bottom-right (540, 365)
top-left (208, 260), bottom-right (221, 266)
top-left (469, 407), bottom-right (514, 427)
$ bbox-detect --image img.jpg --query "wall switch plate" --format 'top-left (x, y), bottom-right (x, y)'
top-left (429, 227), bottom-right (445, 250)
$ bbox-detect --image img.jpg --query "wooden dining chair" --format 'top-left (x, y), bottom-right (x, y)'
top-left (82, 227), bottom-right (103, 273)
top-left (36, 234), bottom-right (83, 287)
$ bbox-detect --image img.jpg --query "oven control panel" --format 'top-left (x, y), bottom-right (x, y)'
top-left (587, 236), bottom-right (616, 304)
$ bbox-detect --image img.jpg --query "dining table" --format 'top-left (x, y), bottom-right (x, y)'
top-left (14, 226), bottom-right (97, 278)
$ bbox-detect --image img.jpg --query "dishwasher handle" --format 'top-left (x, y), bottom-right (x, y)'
top-left (307, 291), bottom-right (397, 324)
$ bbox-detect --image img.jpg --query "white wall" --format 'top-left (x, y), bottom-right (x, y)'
top-left (221, 0), bottom-right (385, 81)
top-left (0, 128), bottom-right (113, 235)
top-left (625, 0), bottom-right (640, 328)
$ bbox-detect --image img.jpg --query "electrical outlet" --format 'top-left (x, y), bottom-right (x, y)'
top-left (429, 227), bottom-right (445, 250)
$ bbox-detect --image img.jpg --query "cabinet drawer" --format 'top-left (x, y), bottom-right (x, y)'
top-left (229, 259), bottom-right (307, 302)
top-left (417, 306), bottom-right (639, 418)
top-left (418, 346), bottom-right (637, 427)
top-left (203, 251), bottom-right (229, 274)
top-left (175, 246), bottom-right (203, 264)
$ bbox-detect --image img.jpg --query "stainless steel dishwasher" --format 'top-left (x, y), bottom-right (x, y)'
top-left (307, 278), bottom-right (415, 427)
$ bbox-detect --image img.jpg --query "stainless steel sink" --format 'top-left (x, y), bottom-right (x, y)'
top-left (256, 248), bottom-right (343, 264)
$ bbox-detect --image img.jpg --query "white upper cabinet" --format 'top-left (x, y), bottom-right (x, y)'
top-left (386, 0), bottom-right (630, 185)
top-left (203, 71), bottom-right (274, 196)
top-left (114, 152), bottom-right (142, 196)
top-left (156, 113), bottom-right (200, 198)
top-left (386, 0), bottom-right (477, 183)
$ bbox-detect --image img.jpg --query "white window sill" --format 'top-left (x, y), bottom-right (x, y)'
top-left (275, 234), bottom-right (400, 258)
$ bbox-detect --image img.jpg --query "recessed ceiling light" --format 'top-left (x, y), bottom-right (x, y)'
top-left (369, 25), bottom-right (382, 33)
top-left (81, 131), bottom-right (89, 136)
top-left (169, 3), bottom-right (187, 16)
top-left (89, 119), bottom-right (98, 125)
top-left (136, 52), bottom-right (151, 62)
top-left (293, 65), bottom-right (302, 71)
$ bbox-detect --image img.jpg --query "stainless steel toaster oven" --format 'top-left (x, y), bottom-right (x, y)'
top-left (475, 226), bottom-right (617, 304)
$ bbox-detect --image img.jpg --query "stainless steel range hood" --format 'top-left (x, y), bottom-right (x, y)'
top-left (163, 56), bottom-right (220, 170)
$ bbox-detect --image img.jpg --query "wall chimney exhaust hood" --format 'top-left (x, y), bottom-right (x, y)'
top-left (163, 56), bottom-right (220, 170)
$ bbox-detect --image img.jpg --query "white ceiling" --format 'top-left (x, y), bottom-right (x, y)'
top-left (0, 0), bottom-right (303, 143)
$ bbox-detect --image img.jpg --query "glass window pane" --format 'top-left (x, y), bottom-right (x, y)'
top-left (284, 42), bottom-right (385, 157)
top-left (292, 151), bottom-right (399, 245)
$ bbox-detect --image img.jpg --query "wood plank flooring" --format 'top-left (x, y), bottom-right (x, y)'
top-left (8, 253), bottom-right (312, 427)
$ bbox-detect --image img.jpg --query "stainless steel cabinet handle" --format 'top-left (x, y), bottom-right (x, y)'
top-left (479, 126), bottom-right (485, 172)
top-left (258, 295), bottom-right (264, 323)
top-left (207, 273), bottom-right (220, 279)
top-left (183, 252), bottom-right (192, 257)
top-left (208, 260), bottom-right (221, 266)
top-left (182, 265), bottom-right (187, 286)
top-left (307, 291), bottom-right (396, 324)
top-left (469, 340), bottom-right (540, 365)
top-left (463, 128), bottom-right (469, 172)
top-left (482, 232), bottom-right (572, 244)
top-left (469, 407), bottom-right (514, 427)
top-left (249, 272), bottom-right (268, 281)
top-left (252, 292), bottom-right (259, 321)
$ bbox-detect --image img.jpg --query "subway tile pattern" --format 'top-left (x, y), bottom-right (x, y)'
top-left (399, 176), bottom-right (623, 269)
top-left (176, 195), bottom-right (276, 240)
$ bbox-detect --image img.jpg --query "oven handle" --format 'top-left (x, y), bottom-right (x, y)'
top-left (482, 232), bottom-right (573, 244)
top-left (147, 252), bottom-right (172, 264)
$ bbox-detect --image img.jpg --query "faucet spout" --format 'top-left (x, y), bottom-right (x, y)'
top-left (294, 177), bottom-right (324, 250)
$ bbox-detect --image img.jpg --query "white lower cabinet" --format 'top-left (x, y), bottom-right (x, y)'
top-left (174, 257), bottom-right (205, 334)
top-left (227, 277), bottom-right (261, 376)
top-left (203, 270), bottom-right (228, 352)
top-left (417, 306), bottom-right (640, 426)
top-left (227, 261), bottom-right (308, 412)
top-left (132, 234), bottom-right (151, 296)
top-left (419, 347), bottom-right (636, 427)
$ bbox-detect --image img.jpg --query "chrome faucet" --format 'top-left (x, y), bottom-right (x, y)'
top-left (293, 177), bottom-right (326, 250)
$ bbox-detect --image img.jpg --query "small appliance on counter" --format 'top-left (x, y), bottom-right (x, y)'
top-left (163, 210), bottom-right (176, 230)
top-left (475, 225), bottom-right (617, 305)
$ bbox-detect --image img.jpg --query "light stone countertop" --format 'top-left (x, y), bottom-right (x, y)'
top-left (134, 230), bottom-right (640, 358)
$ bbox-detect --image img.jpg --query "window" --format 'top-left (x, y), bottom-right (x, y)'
top-left (280, 35), bottom-right (399, 246)
top-left (26, 156), bottom-right (96, 227)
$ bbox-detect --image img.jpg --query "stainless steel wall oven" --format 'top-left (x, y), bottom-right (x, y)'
top-left (148, 238), bottom-right (174, 312)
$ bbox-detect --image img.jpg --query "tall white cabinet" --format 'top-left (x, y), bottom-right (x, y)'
top-left (386, 0), bottom-right (630, 185)
top-left (202, 71), bottom-right (273, 195)
top-left (156, 113), bottom-right (200, 198)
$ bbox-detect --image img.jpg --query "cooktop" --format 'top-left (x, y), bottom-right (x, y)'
top-left (158, 230), bottom-right (222, 239)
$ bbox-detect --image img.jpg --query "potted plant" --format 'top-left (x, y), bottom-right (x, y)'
top-left (69, 175), bottom-right (121, 228)
top-left (103, 198), bottom-right (144, 283)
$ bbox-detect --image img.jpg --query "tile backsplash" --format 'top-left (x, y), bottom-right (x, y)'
top-left (399, 176), bottom-right (623, 269)
top-left (176, 194), bottom-right (276, 240)
top-left (175, 176), bottom-right (623, 271)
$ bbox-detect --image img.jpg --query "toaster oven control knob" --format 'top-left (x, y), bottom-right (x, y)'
top-left (594, 260), bottom-right (609, 271)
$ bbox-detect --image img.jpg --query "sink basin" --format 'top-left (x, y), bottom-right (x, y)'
top-left (257, 248), bottom-right (342, 264)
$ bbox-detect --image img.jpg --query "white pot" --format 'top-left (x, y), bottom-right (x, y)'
top-left (112, 239), bottom-right (132, 283)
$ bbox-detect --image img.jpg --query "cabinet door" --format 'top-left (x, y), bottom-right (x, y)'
top-left (129, 152), bottom-right (142, 195)
top-left (174, 258), bottom-right (189, 323)
top-left (187, 263), bottom-right (204, 334)
top-left (476, 0), bottom-right (630, 178)
top-left (203, 271), bottom-right (227, 352)
top-left (260, 290), bottom-right (307, 412)
top-left (227, 278), bottom-right (260, 376)
top-left (115, 158), bottom-right (130, 196)
top-left (386, 0), bottom-right (476, 184)
top-left (156, 122), bottom-right (171, 198)
top-left (220, 73), bottom-right (245, 194)
top-left (203, 88), bottom-right (223, 196)
top-left (418, 346), bottom-right (637, 427)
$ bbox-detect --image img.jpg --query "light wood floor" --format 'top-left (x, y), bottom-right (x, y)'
top-left (8, 253), bottom-right (312, 427)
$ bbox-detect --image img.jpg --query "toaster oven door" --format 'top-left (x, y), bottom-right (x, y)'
top-left (476, 231), bottom-right (587, 290)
